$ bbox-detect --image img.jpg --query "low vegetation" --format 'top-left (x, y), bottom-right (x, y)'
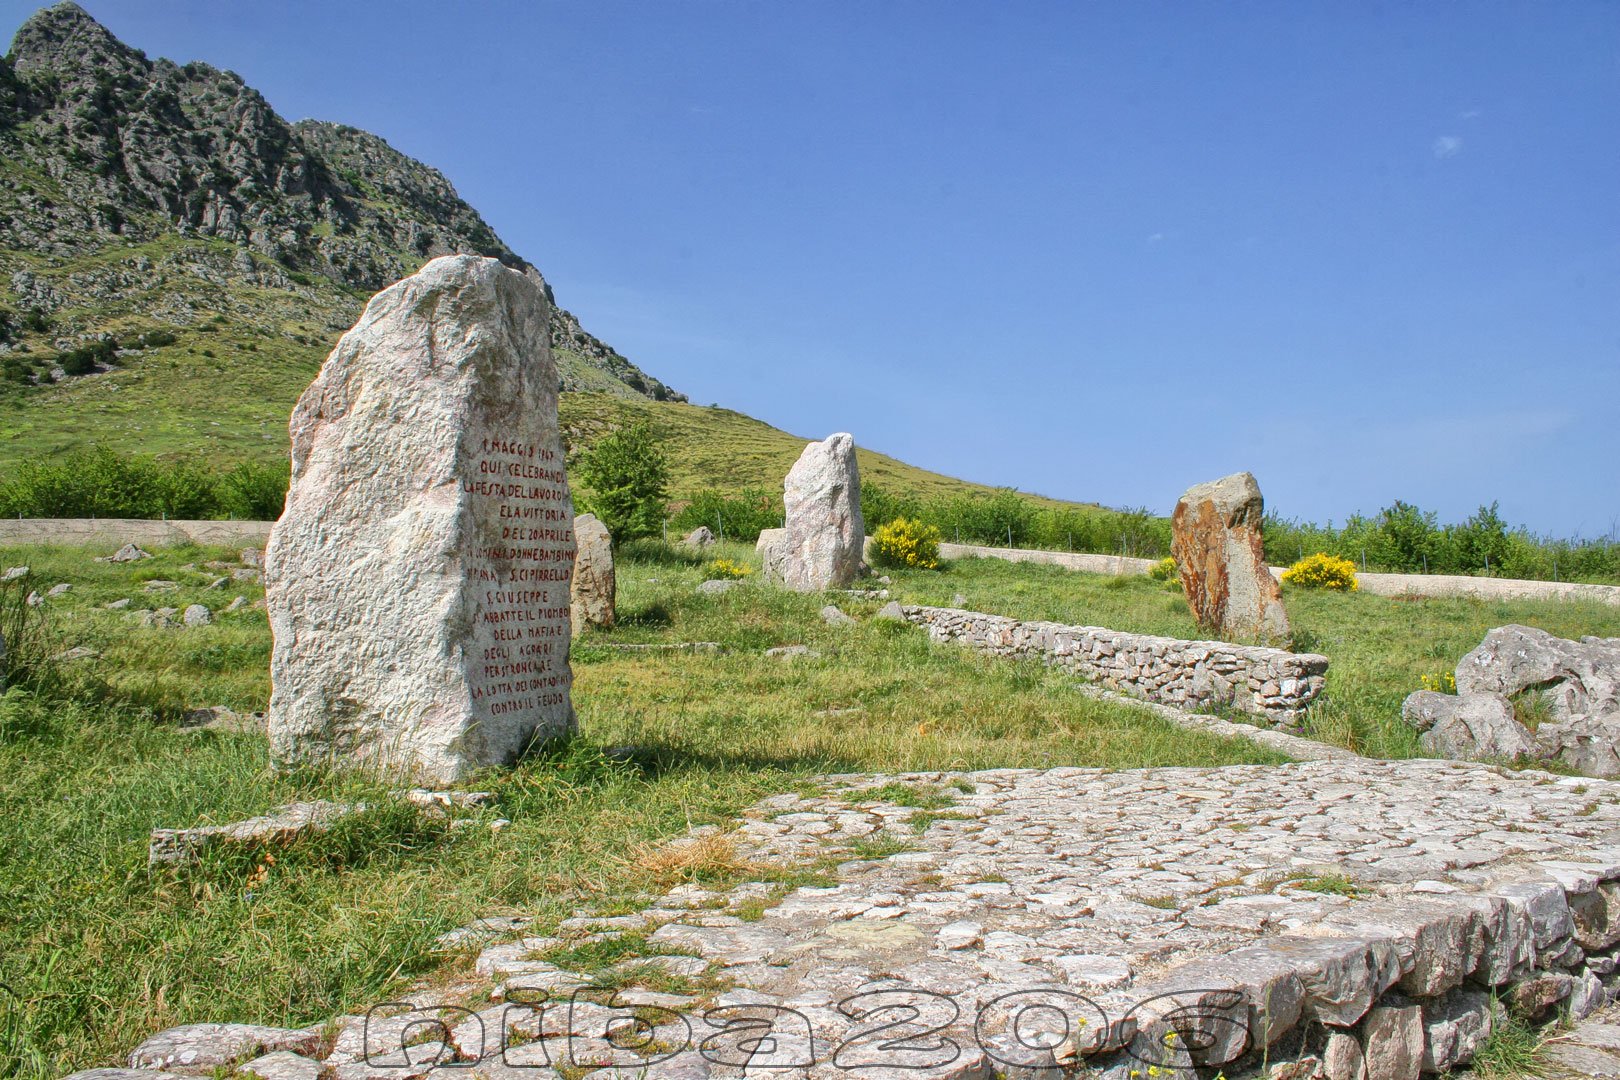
top-left (0, 538), bottom-right (1281, 1079)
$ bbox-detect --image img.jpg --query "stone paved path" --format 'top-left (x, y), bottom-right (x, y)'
top-left (102, 758), bottom-right (1620, 1079)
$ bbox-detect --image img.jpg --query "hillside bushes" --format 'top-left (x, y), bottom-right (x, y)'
top-left (671, 488), bottom-right (782, 544)
top-left (0, 447), bottom-right (288, 520)
top-left (1264, 500), bottom-right (1620, 582)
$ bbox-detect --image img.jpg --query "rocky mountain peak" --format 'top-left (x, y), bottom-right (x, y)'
top-left (0, 2), bottom-right (683, 402)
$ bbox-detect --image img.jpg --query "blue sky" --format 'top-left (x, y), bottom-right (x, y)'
top-left (10, 2), bottom-right (1617, 535)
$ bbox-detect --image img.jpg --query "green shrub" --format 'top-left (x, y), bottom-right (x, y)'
top-left (1148, 556), bottom-right (1177, 581)
top-left (573, 422), bottom-right (670, 540)
top-left (871, 518), bottom-right (942, 570)
top-left (672, 488), bottom-right (781, 544)
top-left (216, 461), bottom-right (289, 520)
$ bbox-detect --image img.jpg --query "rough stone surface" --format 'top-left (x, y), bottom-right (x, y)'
top-left (1172, 471), bottom-right (1290, 643)
top-left (697, 579), bottom-right (738, 595)
top-left (764, 434), bottom-right (864, 592)
top-left (1401, 690), bottom-right (1538, 762)
top-left (568, 512), bottom-right (613, 634)
top-left (266, 255), bottom-right (574, 783)
top-left (1322, 1032), bottom-right (1366, 1080)
top-left (901, 603), bottom-right (1326, 727)
top-left (181, 604), bottom-right (211, 627)
top-left (1420, 988), bottom-right (1493, 1073)
top-left (680, 525), bottom-right (715, 549)
top-left (1360, 1004), bottom-right (1423, 1080)
top-left (127, 1023), bottom-right (321, 1073)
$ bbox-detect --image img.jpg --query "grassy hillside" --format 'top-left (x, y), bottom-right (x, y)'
top-left (0, 312), bottom-right (1081, 507)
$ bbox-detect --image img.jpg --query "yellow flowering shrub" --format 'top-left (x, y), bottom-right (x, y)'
top-left (1148, 556), bottom-right (1178, 581)
top-left (1281, 552), bottom-right (1358, 591)
top-left (706, 557), bottom-right (752, 580)
top-left (871, 518), bottom-right (942, 570)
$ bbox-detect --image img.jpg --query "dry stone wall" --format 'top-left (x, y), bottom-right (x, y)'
top-left (901, 603), bottom-right (1327, 727)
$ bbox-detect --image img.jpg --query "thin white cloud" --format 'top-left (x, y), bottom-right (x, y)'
top-left (1146, 232), bottom-right (1165, 244)
top-left (1433, 135), bottom-right (1464, 159)
top-left (1460, 109), bottom-right (1482, 120)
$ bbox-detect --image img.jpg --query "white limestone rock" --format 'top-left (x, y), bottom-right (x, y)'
top-left (1402, 690), bottom-right (1537, 762)
top-left (266, 255), bottom-right (575, 784)
top-left (128, 1023), bottom-right (321, 1073)
top-left (764, 434), bottom-right (864, 591)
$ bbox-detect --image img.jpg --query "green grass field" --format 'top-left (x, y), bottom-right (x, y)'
top-left (0, 539), bottom-right (1279, 1079)
top-left (880, 554), bottom-right (1620, 759)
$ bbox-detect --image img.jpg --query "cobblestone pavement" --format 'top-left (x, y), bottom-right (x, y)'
top-left (105, 759), bottom-right (1620, 1079)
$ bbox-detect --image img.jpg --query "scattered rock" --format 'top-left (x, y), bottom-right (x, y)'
top-left (206, 577), bottom-right (227, 590)
top-left (765, 645), bottom-right (818, 659)
top-left (142, 580), bottom-right (178, 592)
top-left (239, 548), bottom-right (264, 568)
top-left (45, 582), bottom-right (71, 598)
top-left (25, 591), bottom-right (43, 607)
top-left (266, 256), bottom-right (575, 783)
top-left (433, 914), bottom-right (533, 950)
top-left (820, 604), bottom-right (855, 627)
top-left (1171, 470), bottom-right (1290, 642)
top-left (876, 600), bottom-right (905, 621)
top-left (127, 1023), bottom-right (322, 1073)
top-left (225, 596), bottom-right (248, 612)
top-left (182, 604), bottom-right (212, 627)
top-left (149, 800), bottom-right (359, 866)
top-left (681, 525), bottom-right (715, 549)
top-left (763, 433), bottom-right (865, 591)
top-left (104, 598), bottom-right (131, 610)
top-left (951, 593), bottom-right (968, 608)
top-left (180, 707), bottom-right (265, 734)
top-left (1, 565), bottom-right (28, 581)
top-left (697, 579), bottom-right (738, 595)
top-left (570, 512), bottom-right (614, 633)
top-left (103, 544), bottom-right (153, 563)
top-left (54, 646), bottom-right (101, 662)
top-left (1401, 690), bottom-right (1537, 762)
top-left (231, 567), bottom-right (262, 582)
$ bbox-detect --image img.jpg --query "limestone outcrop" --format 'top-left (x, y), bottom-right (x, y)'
top-left (1172, 471), bottom-right (1290, 643)
top-left (266, 255), bottom-right (575, 783)
top-left (1403, 625), bottom-right (1620, 775)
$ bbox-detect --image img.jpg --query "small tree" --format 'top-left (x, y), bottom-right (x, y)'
top-left (573, 422), bottom-right (670, 540)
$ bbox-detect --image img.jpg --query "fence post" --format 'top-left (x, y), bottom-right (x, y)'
top-left (1006, 525), bottom-right (1012, 549)
top-left (716, 511), bottom-right (723, 542)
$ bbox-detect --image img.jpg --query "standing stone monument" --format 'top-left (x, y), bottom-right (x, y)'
top-left (571, 512), bottom-right (614, 634)
top-left (266, 255), bottom-right (575, 783)
top-left (1171, 471), bottom-right (1290, 643)
top-left (761, 433), bottom-right (864, 591)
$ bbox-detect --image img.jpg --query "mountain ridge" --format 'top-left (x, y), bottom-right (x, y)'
top-left (0, 0), bottom-right (683, 402)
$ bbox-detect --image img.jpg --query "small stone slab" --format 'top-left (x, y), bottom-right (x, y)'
top-left (148, 800), bottom-right (358, 866)
top-left (127, 1023), bottom-right (321, 1073)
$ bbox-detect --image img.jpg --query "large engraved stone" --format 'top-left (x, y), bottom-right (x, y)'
top-left (1172, 471), bottom-right (1290, 643)
top-left (266, 255), bottom-right (575, 783)
top-left (763, 433), bottom-right (864, 591)
top-left (570, 512), bottom-right (614, 634)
